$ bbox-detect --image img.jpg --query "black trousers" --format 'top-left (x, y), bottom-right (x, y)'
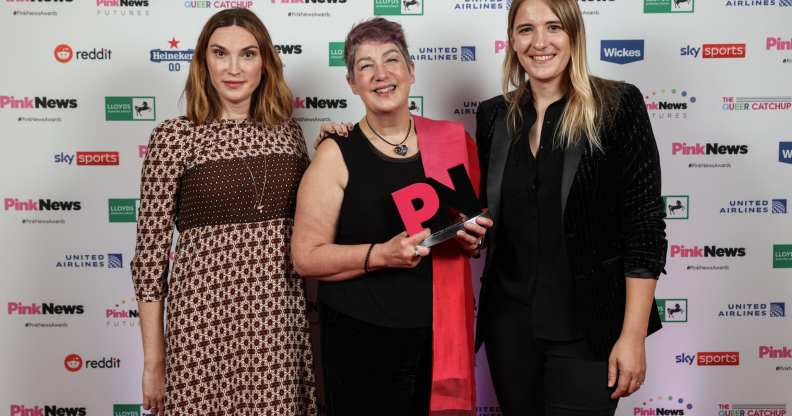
top-left (320, 305), bottom-right (432, 416)
top-left (482, 294), bottom-right (619, 416)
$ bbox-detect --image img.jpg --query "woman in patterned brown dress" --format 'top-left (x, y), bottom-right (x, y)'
top-left (131, 9), bottom-right (316, 416)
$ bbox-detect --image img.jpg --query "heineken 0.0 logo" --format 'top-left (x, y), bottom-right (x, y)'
top-left (105, 97), bottom-right (156, 121)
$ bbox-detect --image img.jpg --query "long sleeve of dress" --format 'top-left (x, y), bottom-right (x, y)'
top-left (131, 118), bottom-right (190, 302)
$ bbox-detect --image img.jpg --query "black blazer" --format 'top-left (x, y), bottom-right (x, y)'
top-left (474, 82), bottom-right (667, 359)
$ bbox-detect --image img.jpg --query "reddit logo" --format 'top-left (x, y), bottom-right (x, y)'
top-left (54, 44), bottom-right (74, 63)
top-left (64, 353), bottom-right (83, 372)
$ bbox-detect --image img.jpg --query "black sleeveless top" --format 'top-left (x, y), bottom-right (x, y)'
top-left (318, 124), bottom-right (432, 328)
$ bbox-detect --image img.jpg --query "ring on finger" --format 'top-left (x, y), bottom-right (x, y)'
top-left (414, 246), bottom-right (421, 258)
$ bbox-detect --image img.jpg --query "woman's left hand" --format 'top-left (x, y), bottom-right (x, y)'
top-left (608, 333), bottom-right (646, 399)
top-left (454, 214), bottom-right (494, 256)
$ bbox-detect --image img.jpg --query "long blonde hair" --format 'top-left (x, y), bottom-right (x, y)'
top-left (503, 0), bottom-right (617, 150)
top-left (184, 8), bottom-right (293, 126)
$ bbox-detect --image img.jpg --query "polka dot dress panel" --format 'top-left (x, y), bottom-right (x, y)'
top-left (131, 117), bottom-right (316, 415)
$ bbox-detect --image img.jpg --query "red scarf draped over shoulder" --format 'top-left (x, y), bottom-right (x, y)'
top-left (414, 116), bottom-right (479, 416)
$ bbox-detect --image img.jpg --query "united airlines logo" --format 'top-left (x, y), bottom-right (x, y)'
top-left (601, 40), bottom-right (644, 64)
top-left (773, 199), bottom-right (788, 214)
top-left (108, 253), bottom-right (123, 268)
top-left (461, 46), bottom-right (476, 61)
top-left (771, 302), bottom-right (786, 317)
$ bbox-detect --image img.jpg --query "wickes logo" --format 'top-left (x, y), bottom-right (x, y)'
top-left (4, 198), bottom-right (82, 211)
top-left (10, 405), bottom-right (87, 416)
top-left (669, 244), bottom-right (746, 258)
top-left (293, 96), bottom-right (347, 109)
top-left (7, 302), bottom-right (85, 315)
top-left (600, 39), bottom-right (644, 64)
top-left (0, 96), bottom-right (78, 109)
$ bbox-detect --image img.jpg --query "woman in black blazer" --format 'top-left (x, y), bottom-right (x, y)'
top-left (475, 0), bottom-right (667, 415)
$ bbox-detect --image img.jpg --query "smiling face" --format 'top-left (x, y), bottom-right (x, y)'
top-left (205, 25), bottom-right (263, 116)
top-left (510, 0), bottom-right (571, 89)
top-left (347, 41), bottom-right (415, 115)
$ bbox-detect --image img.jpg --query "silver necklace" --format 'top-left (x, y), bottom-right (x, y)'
top-left (241, 155), bottom-right (267, 214)
top-left (365, 117), bottom-right (412, 156)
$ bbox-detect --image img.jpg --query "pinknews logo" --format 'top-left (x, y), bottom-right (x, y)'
top-left (759, 345), bottom-right (792, 359)
top-left (767, 37), bottom-right (792, 50)
top-left (9, 405), bottom-right (87, 416)
top-left (670, 245), bottom-right (746, 258)
top-left (7, 302), bottom-right (84, 315)
top-left (139, 145), bottom-right (148, 158)
top-left (671, 142), bottom-right (748, 155)
top-left (495, 40), bottom-right (508, 54)
top-left (0, 96), bottom-right (78, 109)
top-left (4, 198), bottom-right (82, 211)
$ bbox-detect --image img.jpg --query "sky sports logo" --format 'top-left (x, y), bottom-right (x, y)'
top-left (600, 40), bottom-right (644, 64)
top-left (54, 151), bottom-right (119, 166)
top-left (681, 43), bottom-right (746, 58)
top-left (675, 352), bottom-right (740, 366)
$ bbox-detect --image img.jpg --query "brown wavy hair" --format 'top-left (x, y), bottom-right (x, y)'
top-left (503, 0), bottom-right (617, 150)
top-left (184, 8), bottom-right (292, 126)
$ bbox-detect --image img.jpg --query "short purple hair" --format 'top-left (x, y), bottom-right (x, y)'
top-left (344, 17), bottom-right (413, 79)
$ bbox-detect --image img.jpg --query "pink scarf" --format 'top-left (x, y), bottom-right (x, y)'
top-left (414, 116), bottom-right (479, 415)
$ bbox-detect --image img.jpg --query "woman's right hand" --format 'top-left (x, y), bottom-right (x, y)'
top-left (315, 121), bottom-right (354, 149)
top-left (142, 361), bottom-right (166, 415)
top-left (373, 229), bottom-right (432, 269)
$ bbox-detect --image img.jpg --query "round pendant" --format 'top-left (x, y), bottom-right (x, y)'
top-left (393, 144), bottom-right (409, 156)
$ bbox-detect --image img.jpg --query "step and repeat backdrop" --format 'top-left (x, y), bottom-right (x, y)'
top-left (1, 0), bottom-right (791, 415)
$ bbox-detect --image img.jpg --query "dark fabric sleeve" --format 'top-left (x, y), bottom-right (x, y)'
top-left (474, 99), bottom-right (495, 208)
top-left (614, 84), bottom-right (668, 278)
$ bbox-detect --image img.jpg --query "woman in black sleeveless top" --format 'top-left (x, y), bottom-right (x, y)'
top-left (291, 18), bottom-right (491, 416)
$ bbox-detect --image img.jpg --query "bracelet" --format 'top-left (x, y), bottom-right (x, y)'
top-left (364, 243), bottom-right (375, 274)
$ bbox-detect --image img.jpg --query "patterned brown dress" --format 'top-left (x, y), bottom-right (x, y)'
top-left (131, 117), bottom-right (317, 416)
